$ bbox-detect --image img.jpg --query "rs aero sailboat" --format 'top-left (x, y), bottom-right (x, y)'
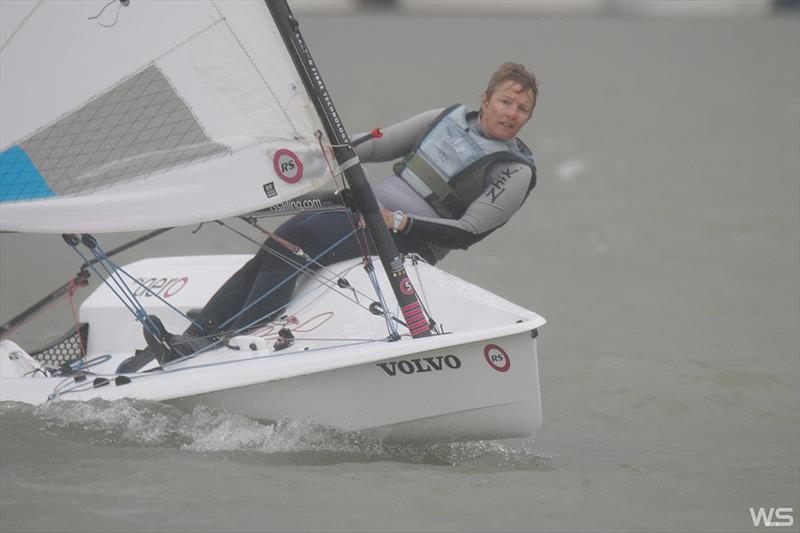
top-left (0, 0), bottom-right (546, 442)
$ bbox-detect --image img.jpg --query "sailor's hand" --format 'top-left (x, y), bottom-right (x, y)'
top-left (380, 207), bottom-right (407, 233)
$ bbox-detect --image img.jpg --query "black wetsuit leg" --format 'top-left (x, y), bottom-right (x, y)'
top-left (188, 210), bottom-right (437, 335)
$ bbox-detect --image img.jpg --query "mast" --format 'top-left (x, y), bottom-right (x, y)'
top-left (266, 0), bottom-right (431, 338)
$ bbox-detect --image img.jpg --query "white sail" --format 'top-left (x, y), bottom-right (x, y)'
top-left (0, 0), bottom-right (336, 233)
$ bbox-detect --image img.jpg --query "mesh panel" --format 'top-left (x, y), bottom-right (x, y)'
top-left (31, 324), bottom-right (88, 367)
top-left (12, 66), bottom-right (227, 201)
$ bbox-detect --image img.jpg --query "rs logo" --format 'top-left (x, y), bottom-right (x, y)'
top-left (273, 149), bottom-right (303, 183)
top-left (483, 343), bottom-right (510, 372)
top-left (281, 160), bottom-right (295, 173)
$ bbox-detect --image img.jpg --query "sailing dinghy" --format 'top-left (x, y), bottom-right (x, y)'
top-left (0, 0), bottom-right (546, 442)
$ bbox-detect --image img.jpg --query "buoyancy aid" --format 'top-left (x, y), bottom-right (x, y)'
top-left (393, 104), bottom-right (537, 219)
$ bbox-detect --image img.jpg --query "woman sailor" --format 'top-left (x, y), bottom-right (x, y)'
top-left (135, 62), bottom-right (539, 364)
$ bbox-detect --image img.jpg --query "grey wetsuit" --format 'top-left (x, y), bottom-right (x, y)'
top-left (356, 108), bottom-right (536, 262)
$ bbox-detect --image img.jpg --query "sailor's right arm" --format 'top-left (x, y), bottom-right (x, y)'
top-left (354, 108), bottom-right (442, 163)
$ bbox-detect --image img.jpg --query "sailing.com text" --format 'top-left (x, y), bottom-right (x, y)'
top-left (268, 198), bottom-right (324, 212)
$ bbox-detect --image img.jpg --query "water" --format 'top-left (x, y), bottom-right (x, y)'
top-left (1, 12), bottom-right (799, 533)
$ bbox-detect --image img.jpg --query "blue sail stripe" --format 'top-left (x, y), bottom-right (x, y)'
top-left (0, 146), bottom-right (55, 202)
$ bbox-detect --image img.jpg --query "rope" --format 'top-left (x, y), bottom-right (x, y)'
top-left (69, 246), bottom-right (142, 324)
top-left (364, 264), bottom-right (399, 339)
top-left (103, 260), bottom-right (206, 334)
top-left (218, 220), bottom-right (379, 312)
top-left (49, 337), bottom-right (388, 400)
top-left (88, 0), bottom-right (127, 28)
top-left (66, 280), bottom-right (87, 361)
top-left (0, 290), bottom-right (68, 339)
top-left (220, 228), bottom-right (359, 333)
top-left (316, 130), bottom-right (346, 190)
top-left (67, 241), bottom-right (161, 337)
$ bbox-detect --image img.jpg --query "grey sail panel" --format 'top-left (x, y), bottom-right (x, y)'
top-left (17, 66), bottom-right (228, 200)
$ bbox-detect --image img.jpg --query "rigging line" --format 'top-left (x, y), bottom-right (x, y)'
top-left (105, 260), bottom-right (206, 333)
top-left (277, 336), bottom-right (381, 342)
top-left (83, 236), bottom-right (204, 331)
top-left (68, 246), bottom-right (139, 319)
top-left (88, 228), bottom-right (173, 263)
top-left (66, 281), bottom-right (87, 361)
top-left (285, 261), bottom-right (366, 318)
top-left (0, 0), bottom-right (43, 54)
top-left (365, 264), bottom-right (399, 339)
top-left (89, 0), bottom-right (127, 28)
top-left (242, 218), bottom-right (307, 258)
top-left (69, 244), bottom-right (160, 336)
top-left (241, 215), bottom-right (371, 292)
top-left (84, 246), bottom-right (148, 318)
top-left (227, 261), bottom-right (378, 337)
top-left (1, 229), bottom-right (170, 338)
top-left (152, 326), bottom-right (388, 372)
top-left (219, 230), bottom-right (383, 327)
top-left (344, 214), bottom-right (395, 335)
top-left (87, 0), bottom-right (116, 20)
top-left (316, 131), bottom-right (346, 191)
top-left (0, 289), bottom-right (70, 339)
top-left (315, 134), bottom-right (368, 259)
top-left (215, 224), bottom-right (408, 336)
top-left (218, 220), bottom-right (334, 283)
top-left (218, 227), bottom-right (414, 338)
top-left (151, 339), bottom-right (384, 374)
top-left (218, 228), bottom-right (359, 332)
top-left (219, 219), bottom-right (378, 306)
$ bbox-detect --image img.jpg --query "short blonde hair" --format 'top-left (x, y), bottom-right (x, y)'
top-left (484, 62), bottom-right (538, 109)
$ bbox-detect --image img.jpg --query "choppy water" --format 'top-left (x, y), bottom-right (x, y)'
top-left (1, 11), bottom-right (799, 533)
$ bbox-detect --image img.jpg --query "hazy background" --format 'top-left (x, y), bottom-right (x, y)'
top-left (1, 2), bottom-right (798, 532)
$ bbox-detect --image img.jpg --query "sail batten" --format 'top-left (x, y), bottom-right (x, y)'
top-left (0, 0), bottom-right (336, 233)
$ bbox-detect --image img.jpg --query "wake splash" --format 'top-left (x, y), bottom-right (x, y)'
top-left (0, 400), bottom-right (552, 470)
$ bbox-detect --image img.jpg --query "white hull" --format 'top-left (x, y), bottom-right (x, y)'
top-left (1, 256), bottom-right (545, 442)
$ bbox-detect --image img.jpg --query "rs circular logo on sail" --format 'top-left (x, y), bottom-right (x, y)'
top-left (273, 149), bottom-right (304, 183)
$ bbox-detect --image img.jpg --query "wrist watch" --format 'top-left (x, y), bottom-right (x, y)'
top-left (391, 210), bottom-right (405, 233)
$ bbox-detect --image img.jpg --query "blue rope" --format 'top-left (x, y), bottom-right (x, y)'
top-left (222, 228), bottom-right (358, 333)
top-left (364, 262), bottom-right (398, 338)
top-left (63, 225), bottom-right (360, 359)
top-left (90, 250), bottom-right (206, 334)
top-left (68, 246), bottom-right (145, 324)
top-left (86, 247), bottom-right (163, 336)
top-left (87, 248), bottom-right (147, 318)
top-left (68, 242), bottom-right (159, 337)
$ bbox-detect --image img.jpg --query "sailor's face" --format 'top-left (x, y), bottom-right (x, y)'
top-left (480, 81), bottom-right (534, 141)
